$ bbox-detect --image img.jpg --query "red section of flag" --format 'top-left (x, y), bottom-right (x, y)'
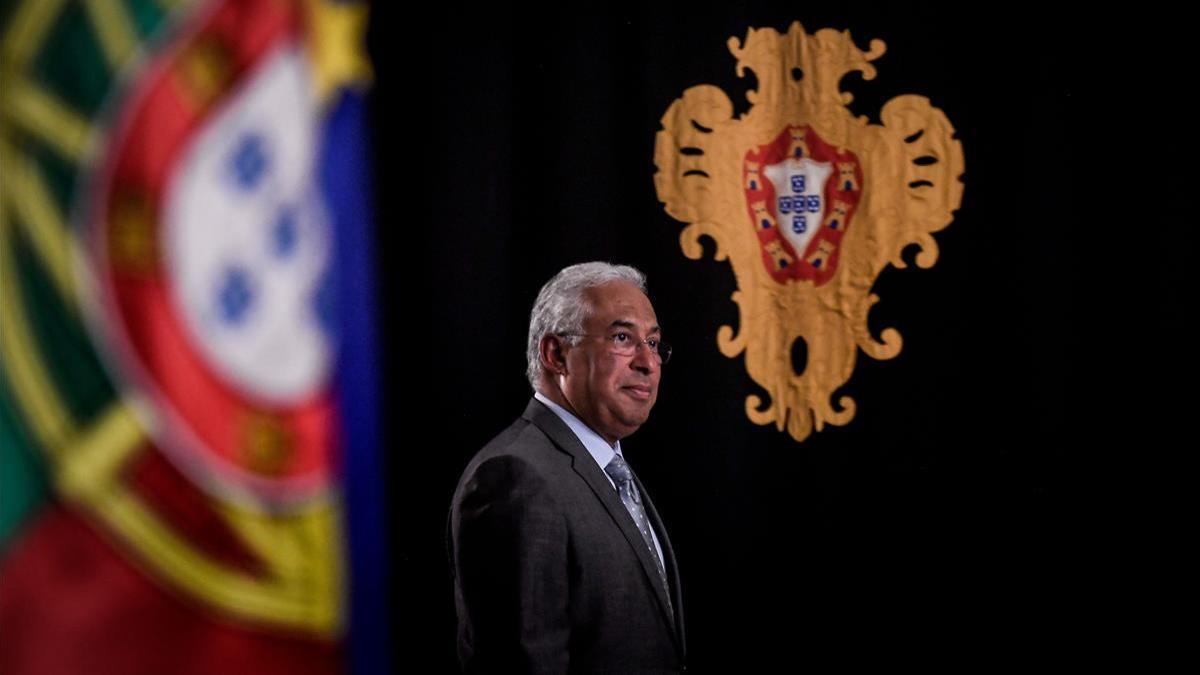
top-left (124, 448), bottom-right (266, 576)
top-left (0, 507), bottom-right (341, 675)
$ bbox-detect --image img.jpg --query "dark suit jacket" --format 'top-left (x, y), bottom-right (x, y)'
top-left (449, 399), bottom-right (686, 674)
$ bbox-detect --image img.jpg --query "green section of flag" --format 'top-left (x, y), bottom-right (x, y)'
top-left (32, 2), bottom-right (111, 117)
top-left (28, 1), bottom-right (173, 121)
top-left (126, 0), bottom-right (172, 43)
top-left (0, 375), bottom-right (50, 549)
top-left (13, 227), bottom-right (117, 424)
top-left (31, 143), bottom-right (80, 229)
top-left (0, 0), bottom-right (17, 35)
top-left (17, 1), bottom-right (173, 218)
top-left (1, 0), bottom-right (178, 549)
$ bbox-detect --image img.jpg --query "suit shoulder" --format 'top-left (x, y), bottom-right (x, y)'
top-left (469, 416), bottom-right (563, 470)
top-left (451, 420), bottom-right (577, 539)
top-left (455, 416), bottom-right (568, 497)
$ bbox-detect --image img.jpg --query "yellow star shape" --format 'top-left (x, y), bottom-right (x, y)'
top-left (305, 0), bottom-right (373, 105)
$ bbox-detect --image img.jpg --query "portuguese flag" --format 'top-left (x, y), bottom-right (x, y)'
top-left (0, 1), bottom-right (385, 673)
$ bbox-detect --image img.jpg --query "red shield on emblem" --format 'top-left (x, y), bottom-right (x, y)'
top-left (743, 125), bottom-right (863, 285)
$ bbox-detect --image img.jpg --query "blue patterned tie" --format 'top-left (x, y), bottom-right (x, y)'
top-left (605, 454), bottom-right (672, 615)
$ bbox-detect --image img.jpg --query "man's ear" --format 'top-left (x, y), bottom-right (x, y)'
top-left (539, 334), bottom-right (567, 374)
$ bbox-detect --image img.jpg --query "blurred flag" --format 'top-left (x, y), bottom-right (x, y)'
top-left (0, 1), bottom-right (384, 673)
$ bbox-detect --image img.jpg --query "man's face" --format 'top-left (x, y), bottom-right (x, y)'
top-left (560, 281), bottom-right (662, 445)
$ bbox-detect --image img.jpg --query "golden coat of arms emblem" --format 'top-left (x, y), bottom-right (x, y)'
top-left (654, 22), bottom-right (964, 442)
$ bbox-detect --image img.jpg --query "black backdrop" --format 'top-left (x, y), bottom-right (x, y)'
top-left (367, 3), bottom-right (1182, 670)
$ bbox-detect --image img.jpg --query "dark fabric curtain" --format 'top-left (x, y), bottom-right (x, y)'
top-left (370, 3), bottom-right (1179, 670)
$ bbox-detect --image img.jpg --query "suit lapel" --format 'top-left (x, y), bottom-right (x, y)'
top-left (635, 473), bottom-right (686, 657)
top-left (522, 400), bottom-right (681, 644)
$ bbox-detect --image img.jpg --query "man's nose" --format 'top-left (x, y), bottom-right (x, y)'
top-left (630, 342), bottom-right (658, 373)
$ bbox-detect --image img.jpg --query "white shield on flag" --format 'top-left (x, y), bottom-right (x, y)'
top-left (164, 45), bottom-right (334, 406)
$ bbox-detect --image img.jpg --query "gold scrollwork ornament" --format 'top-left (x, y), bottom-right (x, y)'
top-left (654, 22), bottom-right (964, 442)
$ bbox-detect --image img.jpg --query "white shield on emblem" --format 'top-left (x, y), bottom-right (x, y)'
top-left (763, 157), bottom-right (832, 257)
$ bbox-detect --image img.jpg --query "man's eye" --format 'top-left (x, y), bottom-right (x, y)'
top-left (612, 332), bottom-right (631, 343)
top-left (646, 339), bottom-right (659, 350)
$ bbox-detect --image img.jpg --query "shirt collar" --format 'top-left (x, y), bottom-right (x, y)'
top-left (533, 391), bottom-right (622, 473)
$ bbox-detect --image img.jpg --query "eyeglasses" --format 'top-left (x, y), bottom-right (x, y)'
top-left (559, 331), bottom-right (673, 365)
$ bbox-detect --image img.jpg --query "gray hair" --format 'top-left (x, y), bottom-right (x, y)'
top-left (526, 262), bottom-right (647, 389)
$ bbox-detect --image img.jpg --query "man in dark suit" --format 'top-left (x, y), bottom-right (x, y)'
top-left (449, 262), bottom-right (686, 674)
